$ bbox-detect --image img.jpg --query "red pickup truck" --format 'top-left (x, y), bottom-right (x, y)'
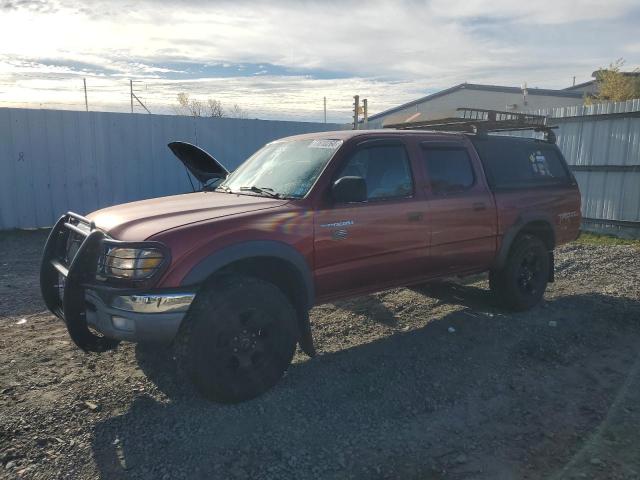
top-left (40, 129), bottom-right (581, 402)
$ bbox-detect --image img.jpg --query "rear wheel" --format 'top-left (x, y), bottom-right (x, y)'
top-left (490, 235), bottom-right (550, 311)
top-left (184, 274), bottom-right (298, 403)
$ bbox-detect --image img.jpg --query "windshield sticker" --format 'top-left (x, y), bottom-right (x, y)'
top-left (309, 139), bottom-right (342, 149)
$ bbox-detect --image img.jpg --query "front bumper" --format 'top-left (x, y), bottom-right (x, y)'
top-left (40, 212), bottom-right (192, 351)
top-left (84, 290), bottom-right (194, 343)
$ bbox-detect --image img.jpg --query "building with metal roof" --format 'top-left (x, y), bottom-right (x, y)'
top-left (365, 83), bottom-right (584, 129)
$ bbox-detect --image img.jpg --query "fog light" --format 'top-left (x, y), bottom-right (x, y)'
top-left (112, 316), bottom-right (135, 332)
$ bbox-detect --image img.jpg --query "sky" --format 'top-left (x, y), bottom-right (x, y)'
top-left (1, 0), bottom-right (639, 122)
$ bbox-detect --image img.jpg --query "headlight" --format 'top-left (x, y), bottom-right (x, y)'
top-left (100, 247), bottom-right (165, 280)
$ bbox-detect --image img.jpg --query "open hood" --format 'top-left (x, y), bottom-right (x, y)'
top-left (168, 141), bottom-right (229, 184)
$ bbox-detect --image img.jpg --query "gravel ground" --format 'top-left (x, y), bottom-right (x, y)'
top-left (1, 230), bottom-right (640, 480)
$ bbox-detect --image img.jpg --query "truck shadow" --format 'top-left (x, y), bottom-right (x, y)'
top-left (91, 290), bottom-right (640, 480)
top-left (333, 295), bottom-right (399, 326)
top-left (410, 279), bottom-right (498, 312)
top-left (328, 277), bottom-right (497, 328)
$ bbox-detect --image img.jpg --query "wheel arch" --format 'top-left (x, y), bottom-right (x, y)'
top-left (494, 214), bottom-right (556, 269)
top-left (180, 241), bottom-right (316, 355)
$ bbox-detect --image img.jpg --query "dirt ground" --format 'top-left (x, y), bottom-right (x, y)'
top-left (1, 230), bottom-right (639, 480)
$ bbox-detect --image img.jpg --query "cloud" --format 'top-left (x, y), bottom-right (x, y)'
top-left (0, 0), bottom-right (639, 120)
top-left (429, 0), bottom-right (639, 24)
top-left (0, 0), bottom-right (60, 12)
top-left (0, 63), bottom-right (428, 122)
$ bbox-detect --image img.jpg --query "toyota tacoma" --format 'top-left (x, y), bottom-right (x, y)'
top-left (40, 126), bottom-right (581, 402)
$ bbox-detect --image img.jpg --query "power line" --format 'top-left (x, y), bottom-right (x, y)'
top-left (130, 79), bottom-right (151, 114)
top-left (1, 73), bottom-right (353, 122)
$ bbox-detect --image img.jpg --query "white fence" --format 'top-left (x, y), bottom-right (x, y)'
top-left (0, 108), bottom-right (340, 230)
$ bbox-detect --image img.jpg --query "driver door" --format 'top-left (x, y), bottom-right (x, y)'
top-left (313, 140), bottom-right (428, 300)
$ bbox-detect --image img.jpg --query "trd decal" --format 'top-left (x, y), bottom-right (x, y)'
top-left (320, 220), bottom-right (354, 228)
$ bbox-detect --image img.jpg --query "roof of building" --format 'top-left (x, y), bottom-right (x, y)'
top-left (591, 70), bottom-right (640, 78)
top-left (565, 71), bottom-right (640, 91)
top-left (564, 80), bottom-right (595, 91)
top-left (367, 82), bottom-right (583, 121)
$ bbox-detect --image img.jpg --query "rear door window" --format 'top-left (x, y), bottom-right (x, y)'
top-left (422, 147), bottom-right (475, 194)
top-left (471, 138), bottom-right (570, 189)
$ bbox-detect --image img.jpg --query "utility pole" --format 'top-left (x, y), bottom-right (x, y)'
top-left (129, 80), bottom-right (151, 114)
top-left (83, 78), bottom-right (88, 112)
top-left (323, 96), bottom-right (327, 123)
top-left (363, 98), bottom-right (368, 128)
top-left (353, 95), bottom-right (360, 130)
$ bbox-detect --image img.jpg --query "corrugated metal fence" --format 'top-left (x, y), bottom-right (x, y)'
top-left (531, 99), bottom-right (640, 236)
top-left (0, 108), bottom-right (340, 230)
top-left (2, 103), bottom-right (639, 235)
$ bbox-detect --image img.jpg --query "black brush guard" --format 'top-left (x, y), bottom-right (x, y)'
top-left (40, 212), bottom-right (120, 352)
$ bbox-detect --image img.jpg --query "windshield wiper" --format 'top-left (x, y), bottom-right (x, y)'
top-left (239, 186), bottom-right (282, 198)
top-left (215, 184), bottom-right (232, 193)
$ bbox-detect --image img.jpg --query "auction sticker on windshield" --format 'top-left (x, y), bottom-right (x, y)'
top-left (309, 139), bottom-right (342, 149)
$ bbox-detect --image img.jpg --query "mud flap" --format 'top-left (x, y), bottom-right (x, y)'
top-left (298, 311), bottom-right (316, 357)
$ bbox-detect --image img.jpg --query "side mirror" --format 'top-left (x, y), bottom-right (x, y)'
top-left (331, 176), bottom-right (367, 203)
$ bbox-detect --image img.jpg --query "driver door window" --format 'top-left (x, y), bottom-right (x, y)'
top-left (337, 145), bottom-right (413, 200)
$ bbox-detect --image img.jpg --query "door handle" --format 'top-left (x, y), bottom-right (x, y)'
top-left (472, 202), bottom-right (486, 211)
top-left (407, 212), bottom-right (423, 221)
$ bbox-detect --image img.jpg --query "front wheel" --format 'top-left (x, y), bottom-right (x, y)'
top-left (184, 274), bottom-right (298, 403)
top-left (490, 235), bottom-right (550, 311)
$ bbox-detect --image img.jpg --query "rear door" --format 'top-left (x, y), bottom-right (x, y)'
top-left (420, 140), bottom-right (497, 275)
top-left (313, 139), bottom-right (428, 300)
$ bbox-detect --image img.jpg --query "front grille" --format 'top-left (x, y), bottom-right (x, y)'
top-left (62, 220), bottom-right (91, 267)
top-left (65, 232), bottom-right (82, 265)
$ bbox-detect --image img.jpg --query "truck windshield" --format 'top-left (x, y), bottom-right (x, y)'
top-left (219, 139), bottom-right (343, 199)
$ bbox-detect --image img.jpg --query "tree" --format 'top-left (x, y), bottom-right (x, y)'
top-left (175, 93), bottom-right (204, 117)
top-left (207, 99), bottom-right (225, 118)
top-left (228, 103), bottom-right (248, 119)
top-left (174, 93), bottom-right (249, 118)
top-left (590, 58), bottom-right (640, 103)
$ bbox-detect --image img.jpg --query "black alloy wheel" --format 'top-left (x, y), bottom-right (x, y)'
top-left (490, 234), bottom-right (550, 311)
top-left (184, 274), bottom-right (298, 403)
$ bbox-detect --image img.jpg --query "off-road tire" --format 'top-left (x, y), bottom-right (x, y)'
top-left (184, 274), bottom-right (298, 403)
top-left (490, 234), bottom-right (550, 312)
